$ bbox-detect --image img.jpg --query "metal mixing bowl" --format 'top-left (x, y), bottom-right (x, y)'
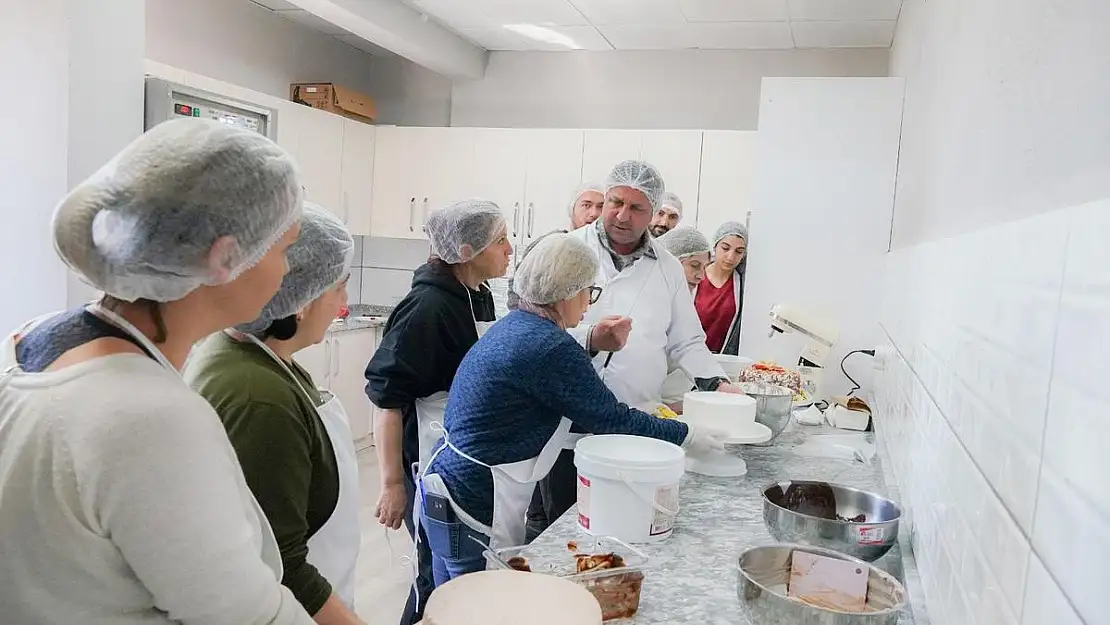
top-left (737, 544), bottom-right (906, 625)
top-left (739, 382), bottom-right (793, 439)
top-left (762, 481), bottom-right (902, 562)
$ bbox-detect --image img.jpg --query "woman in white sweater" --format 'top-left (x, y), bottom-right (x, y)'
top-left (0, 119), bottom-right (317, 625)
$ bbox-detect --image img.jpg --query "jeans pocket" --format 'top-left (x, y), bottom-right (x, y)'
top-left (421, 515), bottom-right (462, 560)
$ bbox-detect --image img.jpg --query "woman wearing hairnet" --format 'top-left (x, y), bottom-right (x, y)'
top-left (657, 226), bottom-right (713, 292)
top-left (364, 198), bottom-right (512, 625)
top-left (185, 205), bottom-right (362, 625)
top-left (695, 222), bottom-right (749, 355)
top-left (0, 119), bottom-right (314, 624)
top-left (417, 233), bottom-right (726, 586)
top-left (656, 226), bottom-right (714, 402)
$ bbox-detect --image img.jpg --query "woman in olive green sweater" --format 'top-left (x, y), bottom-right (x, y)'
top-left (186, 205), bottom-right (362, 625)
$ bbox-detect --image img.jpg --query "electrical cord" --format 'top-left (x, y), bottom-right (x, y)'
top-left (840, 349), bottom-right (877, 396)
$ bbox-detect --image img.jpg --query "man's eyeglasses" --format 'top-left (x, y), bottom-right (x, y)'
top-left (588, 286), bottom-right (603, 305)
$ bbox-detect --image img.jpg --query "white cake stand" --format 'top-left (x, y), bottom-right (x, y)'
top-left (685, 422), bottom-right (772, 476)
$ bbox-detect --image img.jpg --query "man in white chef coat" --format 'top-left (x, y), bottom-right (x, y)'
top-left (568, 160), bottom-right (743, 406)
top-left (526, 160), bottom-right (744, 540)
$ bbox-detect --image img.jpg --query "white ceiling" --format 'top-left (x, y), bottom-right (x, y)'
top-left (402, 0), bottom-right (904, 51)
top-left (249, 0), bottom-right (399, 57)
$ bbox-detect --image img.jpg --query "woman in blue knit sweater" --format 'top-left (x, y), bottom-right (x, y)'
top-left (417, 233), bottom-right (727, 587)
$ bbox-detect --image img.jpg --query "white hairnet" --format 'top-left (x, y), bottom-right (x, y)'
top-left (53, 118), bottom-right (303, 303)
top-left (425, 198), bottom-right (506, 264)
top-left (514, 233), bottom-right (598, 306)
top-left (657, 226), bottom-right (710, 260)
top-left (605, 160), bottom-right (666, 211)
top-left (566, 181), bottom-right (606, 217)
top-left (660, 192), bottom-right (684, 217)
top-left (237, 203), bottom-right (354, 335)
top-left (713, 221), bottom-right (749, 247)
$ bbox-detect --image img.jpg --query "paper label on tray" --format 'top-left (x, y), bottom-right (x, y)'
top-left (856, 525), bottom-right (885, 545)
top-left (650, 485), bottom-right (678, 536)
top-left (577, 475), bottom-right (591, 530)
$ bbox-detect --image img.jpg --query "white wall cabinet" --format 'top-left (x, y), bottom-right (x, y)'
top-left (582, 130), bottom-right (643, 184)
top-left (522, 129), bottom-right (585, 243)
top-left (471, 128), bottom-right (529, 240)
top-left (641, 130), bottom-right (704, 227)
top-left (341, 119), bottom-right (375, 236)
top-left (696, 131), bottom-right (757, 241)
top-left (279, 103), bottom-right (345, 215)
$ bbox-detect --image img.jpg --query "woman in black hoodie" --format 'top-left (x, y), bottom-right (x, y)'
top-left (364, 199), bottom-right (511, 625)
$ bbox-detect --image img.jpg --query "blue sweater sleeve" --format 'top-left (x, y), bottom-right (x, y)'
top-left (536, 334), bottom-right (689, 446)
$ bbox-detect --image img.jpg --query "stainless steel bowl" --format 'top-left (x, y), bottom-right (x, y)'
top-left (762, 481), bottom-right (902, 562)
top-left (739, 382), bottom-right (793, 439)
top-left (737, 544), bottom-right (906, 625)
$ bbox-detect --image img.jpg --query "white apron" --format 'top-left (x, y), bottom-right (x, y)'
top-left (413, 284), bottom-right (494, 474)
top-left (421, 416), bottom-right (574, 549)
top-left (238, 332), bottom-right (361, 607)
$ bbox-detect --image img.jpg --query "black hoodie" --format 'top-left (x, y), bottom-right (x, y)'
top-left (364, 261), bottom-right (496, 467)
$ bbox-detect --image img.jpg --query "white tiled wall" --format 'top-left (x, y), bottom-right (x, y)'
top-left (873, 201), bottom-right (1107, 625)
top-left (348, 236), bottom-right (430, 306)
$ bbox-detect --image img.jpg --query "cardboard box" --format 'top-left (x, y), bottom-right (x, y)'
top-left (290, 83), bottom-right (376, 124)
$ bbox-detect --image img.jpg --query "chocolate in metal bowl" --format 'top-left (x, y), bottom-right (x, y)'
top-left (737, 544), bottom-right (906, 625)
top-left (762, 481), bottom-right (902, 562)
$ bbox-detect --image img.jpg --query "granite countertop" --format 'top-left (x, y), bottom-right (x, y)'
top-left (327, 304), bottom-right (395, 333)
top-left (525, 422), bottom-right (930, 625)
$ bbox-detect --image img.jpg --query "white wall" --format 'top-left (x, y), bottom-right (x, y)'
top-left (365, 55), bottom-right (453, 126)
top-left (450, 49), bottom-right (888, 130)
top-left (888, 0), bottom-right (1110, 247)
top-left (66, 0), bottom-right (146, 305)
top-left (875, 1), bottom-right (1110, 624)
top-left (0, 0), bottom-right (70, 332)
top-left (145, 0), bottom-right (379, 101)
top-left (739, 77), bottom-right (903, 397)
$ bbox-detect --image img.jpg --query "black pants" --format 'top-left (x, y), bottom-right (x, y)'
top-left (399, 463), bottom-right (434, 625)
top-left (525, 449), bottom-right (578, 542)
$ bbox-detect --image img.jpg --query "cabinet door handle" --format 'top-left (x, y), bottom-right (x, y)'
top-left (527, 202), bottom-right (535, 238)
top-left (323, 339), bottom-right (331, 384)
top-left (408, 197), bottom-right (416, 232)
top-left (422, 197), bottom-right (429, 233)
top-left (512, 202), bottom-right (520, 237)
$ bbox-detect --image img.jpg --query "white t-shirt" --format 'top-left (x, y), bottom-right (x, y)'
top-left (0, 350), bottom-right (313, 625)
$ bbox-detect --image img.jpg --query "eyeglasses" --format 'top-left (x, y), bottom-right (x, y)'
top-left (587, 286), bottom-right (603, 304)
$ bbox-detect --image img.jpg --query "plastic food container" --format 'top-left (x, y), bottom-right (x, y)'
top-left (485, 536), bottom-right (649, 621)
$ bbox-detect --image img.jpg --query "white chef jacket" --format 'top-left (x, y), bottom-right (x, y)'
top-left (567, 224), bottom-right (728, 407)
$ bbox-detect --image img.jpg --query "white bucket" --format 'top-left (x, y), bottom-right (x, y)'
top-left (574, 435), bottom-right (686, 544)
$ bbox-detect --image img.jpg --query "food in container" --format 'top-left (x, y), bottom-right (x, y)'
top-left (486, 537), bottom-right (648, 621)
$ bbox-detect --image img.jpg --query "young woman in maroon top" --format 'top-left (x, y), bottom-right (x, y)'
top-left (694, 222), bottom-right (748, 354)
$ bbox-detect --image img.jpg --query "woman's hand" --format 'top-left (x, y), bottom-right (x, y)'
top-left (376, 481), bottom-right (407, 530)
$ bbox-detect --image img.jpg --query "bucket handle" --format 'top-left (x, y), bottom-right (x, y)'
top-left (616, 471), bottom-right (679, 517)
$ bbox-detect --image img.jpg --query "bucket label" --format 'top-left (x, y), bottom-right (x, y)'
top-left (856, 526), bottom-right (885, 545)
top-left (650, 485), bottom-right (679, 536)
top-left (577, 474), bottom-right (591, 530)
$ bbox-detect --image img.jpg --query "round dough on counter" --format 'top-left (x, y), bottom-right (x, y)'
top-left (423, 570), bottom-right (602, 625)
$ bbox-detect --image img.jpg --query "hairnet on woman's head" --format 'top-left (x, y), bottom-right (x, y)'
top-left (425, 198), bottom-right (506, 264)
top-left (657, 226), bottom-right (710, 260)
top-left (713, 221), bottom-right (749, 248)
top-left (605, 160), bottom-right (666, 211)
top-left (566, 181), bottom-right (606, 217)
top-left (52, 118), bottom-right (303, 303)
top-left (514, 233), bottom-right (598, 306)
top-left (236, 203), bottom-right (354, 335)
top-left (660, 192), bottom-right (684, 217)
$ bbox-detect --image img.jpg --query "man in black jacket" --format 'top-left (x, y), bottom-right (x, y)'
top-left (365, 199), bottom-right (510, 625)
